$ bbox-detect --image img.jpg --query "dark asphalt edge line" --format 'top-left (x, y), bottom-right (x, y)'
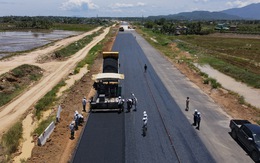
top-left (70, 112), bottom-right (91, 163)
top-left (144, 73), bottom-right (182, 163)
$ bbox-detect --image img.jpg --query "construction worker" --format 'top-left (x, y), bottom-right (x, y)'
top-left (196, 112), bottom-right (201, 130)
top-left (131, 93), bottom-right (138, 111)
top-left (143, 111), bottom-right (148, 127)
top-left (185, 97), bottom-right (190, 111)
top-left (74, 111), bottom-right (79, 130)
top-left (82, 96), bottom-right (87, 112)
top-left (127, 98), bottom-right (133, 112)
top-left (193, 109), bottom-right (198, 126)
top-left (118, 96), bottom-right (124, 108)
top-left (78, 113), bottom-right (84, 125)
top-left (142, 111), bottom-right (148, 134)
top-left (144, 64), bottom-right (147, 73)
top-left (69, 121), bottom-right (75, 139)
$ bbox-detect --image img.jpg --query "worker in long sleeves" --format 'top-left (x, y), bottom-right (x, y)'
top-left (82, 96), bottom-right (87, 112)
top-left (185, 97), bottom-right (190, 111)
top-left (69, 121), bottom-right (75, 139)
top-left (131, 93), bottom-right (138, 111)
top-left (74, 111), bottom-right (79, 130)
top-left (196, 112), bottom-right (201, 130)
top-left (193, 109), bottom-right (198, 126)
top-left (143, 111), bottom-right (148, 128)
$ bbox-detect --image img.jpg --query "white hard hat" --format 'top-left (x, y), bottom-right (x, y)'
top-left (143, 111), bottom-right (146, 114)
top-left (119, 96), bottom-right (121, 99)
top-left (195, 109), bottom-right (198, 112)
top-left (197, 112), bottom-right (200, 115)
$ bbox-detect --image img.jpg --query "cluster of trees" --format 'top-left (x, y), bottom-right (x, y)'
top-left (139, 18), bottom-right (260, 35)
top-left (142, 18), bottom-right (203, 35)
top-left (0, 16), bottom-right (111, 30)
top-left (14, 17), bottom-right (53, 29)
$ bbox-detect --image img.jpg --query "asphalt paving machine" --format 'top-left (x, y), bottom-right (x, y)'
top-left (90, 52), bottom-right (124, 112)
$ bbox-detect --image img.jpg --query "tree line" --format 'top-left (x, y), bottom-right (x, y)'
top-left (0, 16), bottom-right (110, 30)
top-left (138, 18), bottom-right (260, 35)
top-left (141, 18), bottom-right (203, 35)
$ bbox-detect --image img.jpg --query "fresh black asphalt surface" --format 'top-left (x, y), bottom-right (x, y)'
top-left (72, 30), bottom-right (214, 163)
top-left (72, 112), bottom-right (124, 163)
top-left (114, 32), bottom-right (215, 163)
top-left (72, 27), bottom-right (254, 163)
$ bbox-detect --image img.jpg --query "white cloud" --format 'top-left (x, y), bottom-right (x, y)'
top-left (226, 0), bottom-right (260, 8)
top-left (109, 2), bottom-right (146, 9)
top-left (137, 2), bottom-right (145, 6)
top-left (193, 0), bottom-right (208, 2)
top-left (60, 0), bottom-right (99, 11)
top-left (111, 3), bottom-right (134, 9)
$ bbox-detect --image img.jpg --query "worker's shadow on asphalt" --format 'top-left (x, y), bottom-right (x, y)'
top-left (228, 132), bottom-right (254, 161)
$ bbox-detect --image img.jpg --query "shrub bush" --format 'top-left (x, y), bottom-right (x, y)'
top-left (1, 122), bottom-right (23, 155)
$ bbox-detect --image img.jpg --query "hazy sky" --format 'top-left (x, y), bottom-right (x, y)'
top-left (0, 0), bottom-right (260, 17)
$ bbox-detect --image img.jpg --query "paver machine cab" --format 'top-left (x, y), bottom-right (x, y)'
top-left (90, 52), bottom-right (124, 112)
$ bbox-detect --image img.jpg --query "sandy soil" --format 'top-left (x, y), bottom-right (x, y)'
top-left (0, 27), bottom-right (109, 137)
top-left (0, 26), bottom-right (111, 162)
top-left (1, 26), bottom-right (260, 163)
top-left (27, 29), bottom-right (114, 163)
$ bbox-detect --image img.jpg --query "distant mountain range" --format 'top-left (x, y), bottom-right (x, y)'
top-left (148, 3), bottom-right (260, 20)
top-left (221, 3), bottom-right (260, 19)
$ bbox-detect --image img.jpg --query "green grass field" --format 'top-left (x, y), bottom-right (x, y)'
top-left (177, 35), bottom-right (260, 73)
top-left (138, 27), bottom-right (260, 88)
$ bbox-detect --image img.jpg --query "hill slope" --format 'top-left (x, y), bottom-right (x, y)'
top-left (221, 3), bottom-right (260, 19)
top-left (148, 11), bottom-right (241, 20)
top-left (147, 3), bottom-right (260, 20)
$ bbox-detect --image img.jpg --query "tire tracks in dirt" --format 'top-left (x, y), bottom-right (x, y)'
top-left (0, 27), bottom-right (110, 136)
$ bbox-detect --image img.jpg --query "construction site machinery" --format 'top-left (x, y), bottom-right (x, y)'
top-left (90, 52), bottom-right (124, 112)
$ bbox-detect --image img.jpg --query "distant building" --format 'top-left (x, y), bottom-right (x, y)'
top-left (175, 26), bottom-right (187, 35)
top-left (229, 25), bottom-right (237, 31)
top-left (215, 24), bottom-right (229, 30)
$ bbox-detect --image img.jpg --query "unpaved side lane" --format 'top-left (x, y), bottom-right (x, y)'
top-left (0, 27), bottom-right (110, 136)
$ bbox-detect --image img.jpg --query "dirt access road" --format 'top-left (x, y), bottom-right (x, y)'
top-left (0, 26), bottom-right (109, 136)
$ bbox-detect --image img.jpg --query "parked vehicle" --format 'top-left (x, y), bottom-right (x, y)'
top-left (230, 119), bottom-right (260, 162)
